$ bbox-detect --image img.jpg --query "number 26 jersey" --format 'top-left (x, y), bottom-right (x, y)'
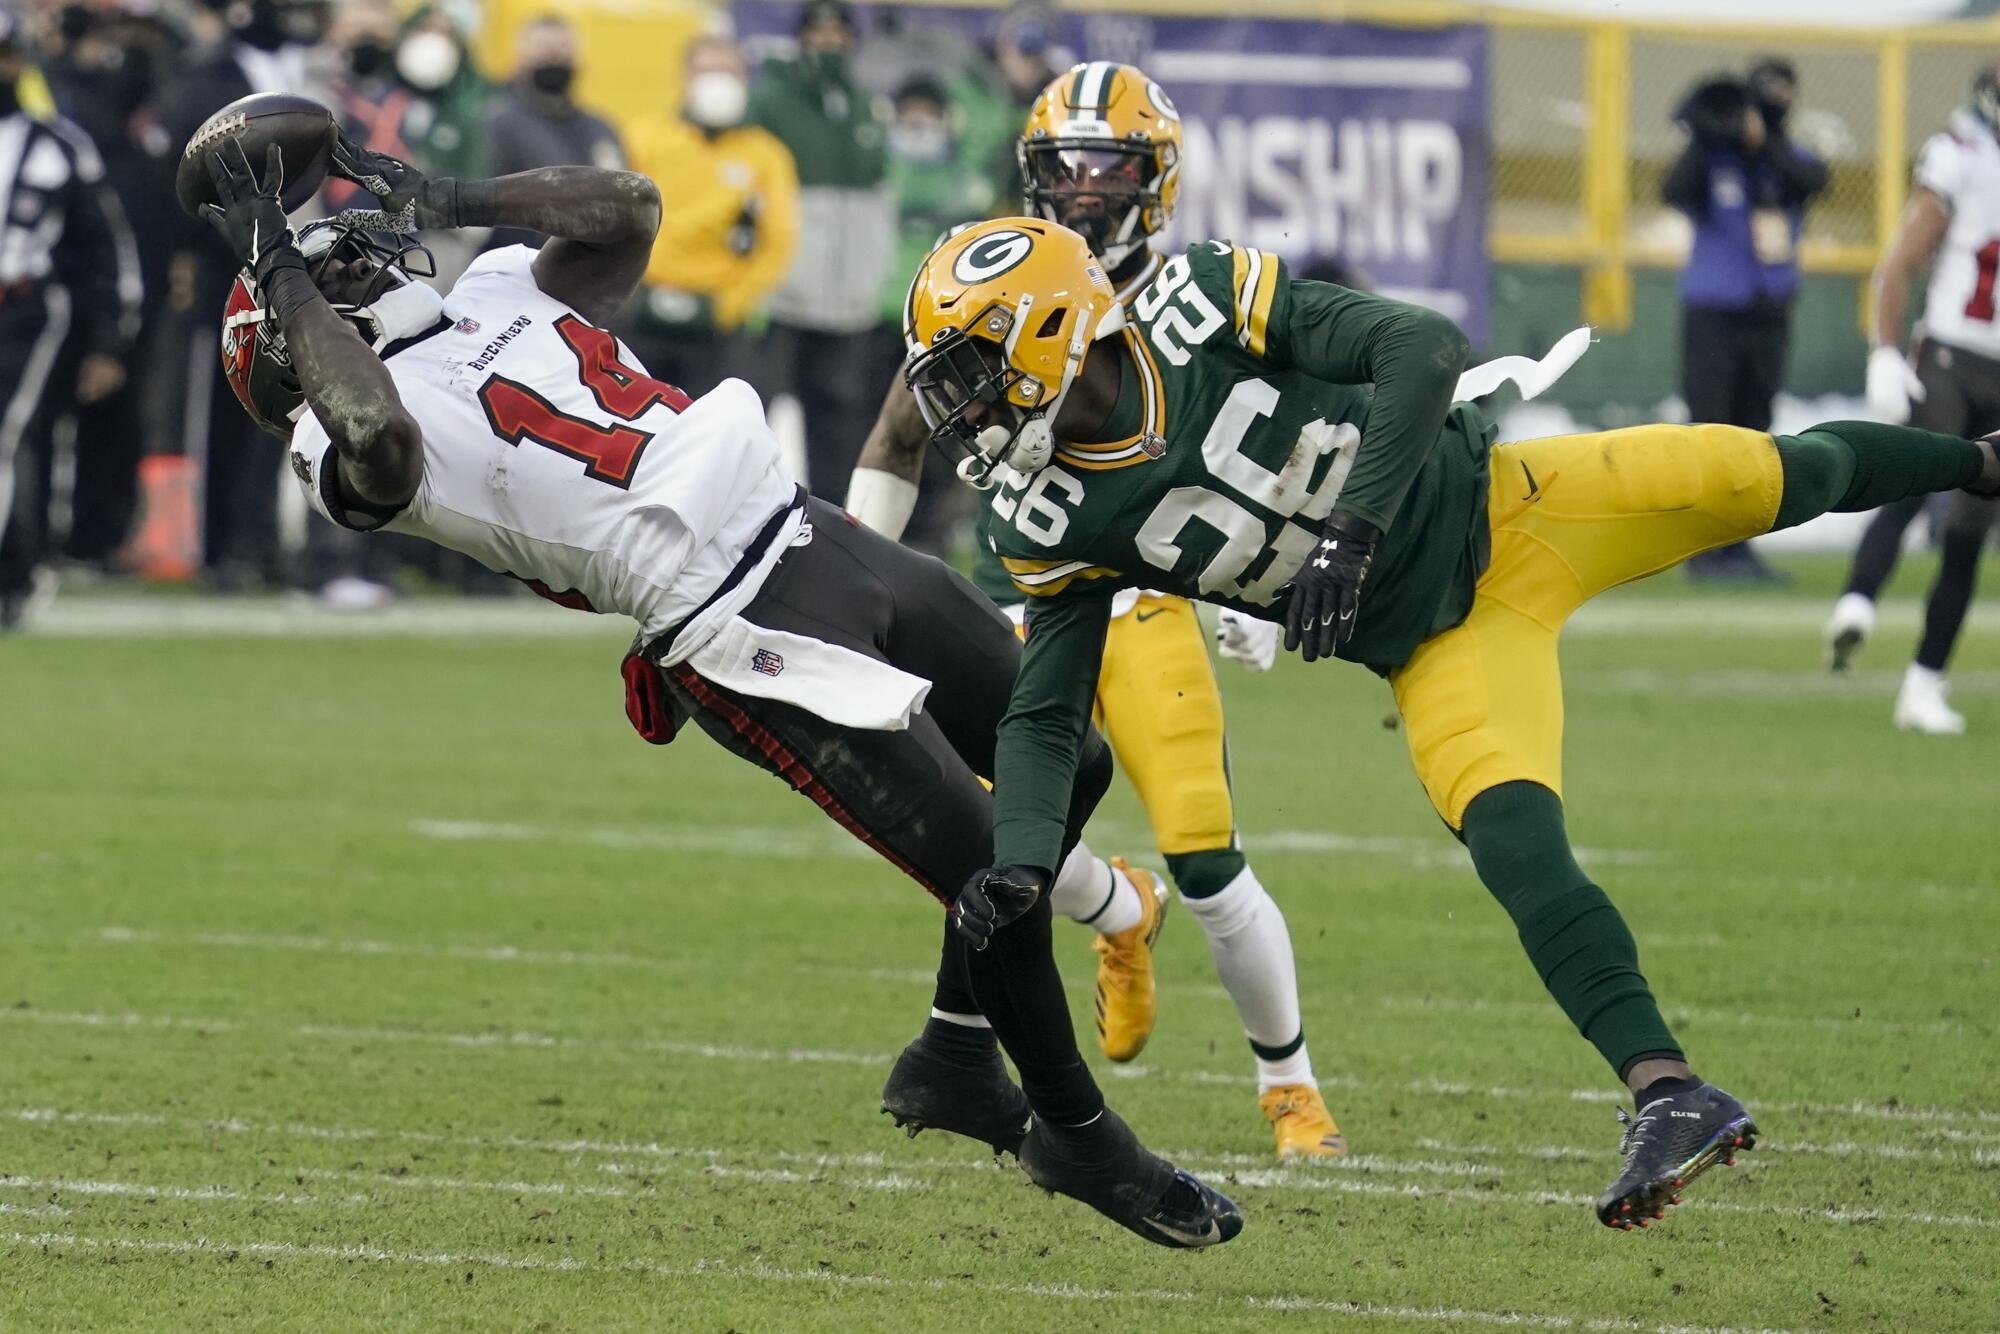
top-left (287, 246), bottom-right (797, 639)
top-left (986, 240), bottom-right (1495, 673)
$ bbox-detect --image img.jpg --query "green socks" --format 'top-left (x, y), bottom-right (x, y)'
top-left (1772, 420), bottom-right (1983, 531)
top-left (1460, 782), bottom-right (1681, 1076)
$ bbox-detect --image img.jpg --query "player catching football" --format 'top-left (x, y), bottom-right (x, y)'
top-left (848, 62), bottom-right (1345, 1161)
top-left (902, 216), bottom-right (2000, 1229)
top-left (189, 124), bottom-right (1240, 1249)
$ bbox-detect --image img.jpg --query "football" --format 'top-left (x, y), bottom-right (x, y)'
top-left (174, 93), bottom-right (338, 219)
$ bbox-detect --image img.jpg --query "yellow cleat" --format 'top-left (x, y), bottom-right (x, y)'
top-left (1092, 859), bottom-right (1168, 1062)
top-left (1261, 1084), bottom-right (1349, 1159)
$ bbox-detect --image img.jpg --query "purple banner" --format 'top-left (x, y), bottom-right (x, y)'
top-left (732, 5), bottom-right (1490, 339)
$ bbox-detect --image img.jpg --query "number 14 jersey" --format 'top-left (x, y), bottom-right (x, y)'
top-left (986, 240), bottom-right (1495, 673)
top-left (288, 246), bottom-right (797, 639)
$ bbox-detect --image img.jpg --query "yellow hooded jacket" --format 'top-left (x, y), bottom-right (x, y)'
top-left (625, 115), bottom-right (799, 331)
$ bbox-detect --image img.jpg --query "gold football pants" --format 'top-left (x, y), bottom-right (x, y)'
top-left (1391, 423), bottom-right (1785, 828)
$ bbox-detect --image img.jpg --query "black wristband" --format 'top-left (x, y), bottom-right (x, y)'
top-left (259, 254), bottom-right (320, 326)
top-left (447, 178), bottom-right (497, 230)
top-left (417, 176), bottom-right (463, 230)
top-left (1322, 509), bottom-right (1382, 545)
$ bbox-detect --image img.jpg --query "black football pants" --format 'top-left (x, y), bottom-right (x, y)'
top-left (661, 499), bottom-right (1113, 1125)
top-left (1841, 339), bottom-right (2000, 670)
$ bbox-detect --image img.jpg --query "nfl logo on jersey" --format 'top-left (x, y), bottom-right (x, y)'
top-left (455, 317), bottom-right (481, 335)
top-left (751, 649), bottom-right (785, 677)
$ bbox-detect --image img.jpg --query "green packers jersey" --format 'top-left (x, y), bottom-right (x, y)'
top-left (985, 241), bottom-right (1493, 668)
top-left (988, 240), bottom-right (1492, 875)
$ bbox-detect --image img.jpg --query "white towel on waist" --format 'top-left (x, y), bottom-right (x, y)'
top-left (685, 616), bottom-right (933, 732)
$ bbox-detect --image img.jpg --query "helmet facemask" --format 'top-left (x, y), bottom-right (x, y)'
top-left (221, 221), bottom-right (443, 441)
top-left (905, 297), bottom-right (1081, 488)
top-left (1022, 140), bottom-right (1161, 272)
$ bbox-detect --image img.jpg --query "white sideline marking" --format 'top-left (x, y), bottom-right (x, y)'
top-left (407, 817), bottom-right (1660, 870)
top-left (10, 1003), bottom-right (1999, 1129)
top-left (23, 596), bottom-right (626, 640)
top-left (10, 1110), bottom-right (1995, 1234)
top-left (95, 926), bottom-right (677, 973)
top-left (1380, 995), bottom-right (1972, 1039)
top-left (1220, 1170), bottom-right (2000, 1232)
top-left (0, 1203), bottom-right (68, 1218)
top-left (0, 1175), bottom-right (356, 1208)
top-left (1416, 1136), bottom-right (2000, 1168)
top-left (0, 1229), bottom-right (1807, 1333)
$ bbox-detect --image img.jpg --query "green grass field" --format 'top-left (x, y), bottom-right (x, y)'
top-left (2, 556), bottom-right (1996, 1332)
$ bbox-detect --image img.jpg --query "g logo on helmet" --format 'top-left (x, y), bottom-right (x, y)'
top-left (953, 229), bottom-right (1035, 285)
top-left (1146, 81), bottom-right (1180, 123)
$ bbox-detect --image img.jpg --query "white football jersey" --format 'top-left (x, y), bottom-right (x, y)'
top-left (1915, 116), bottom-right (2000, 361)
top-left (289, 247), bottom-right (797, 640)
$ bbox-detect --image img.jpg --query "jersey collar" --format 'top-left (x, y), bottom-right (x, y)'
top-left (1053, 325), bottom-right (1165, 472)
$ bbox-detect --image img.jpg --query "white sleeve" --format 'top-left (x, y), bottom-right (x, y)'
top-left (1914, 133), bottom-right (1967, 207)
top-left (449, 244), bottom-right (545, 301)
top-left (286, 410), bottom-right (409, 532)
top-left (287, 412), bottom-right (341, 525)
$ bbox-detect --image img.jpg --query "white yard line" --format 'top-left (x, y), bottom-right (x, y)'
top-left (0, 1175), bottom-right (357, 1208)
top-left (22, 597), bottom-right (625, 640)
top-left (0, 1228), bottom-right (1808, 1332)
top-left (405, 817), bottom-right (1660, 870)
top-left (9, 1004), bottom-right (1997, 1130)
top-left (10, 1109), bottom-right (1995, 1234)
top-left (1379, 995), bottom-right (1972, 1039)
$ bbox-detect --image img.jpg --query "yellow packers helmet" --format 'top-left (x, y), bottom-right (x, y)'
top-left (903, 218), bottom-right (1123, 486)
top-left (1019, 61), bottom-right (1182, 272)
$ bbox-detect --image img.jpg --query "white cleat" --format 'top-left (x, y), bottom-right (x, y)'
top-left (1894, 665), bottom-right (1966, 735)
top-left (1825, 593), bottom-right (1875, 673)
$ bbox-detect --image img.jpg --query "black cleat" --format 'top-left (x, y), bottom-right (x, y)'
top-left (879, 1032), bottom-right (1031, 1156)
top-left (1596, 1082), bottom-right (1758, 1231)
top-left (1019, 1108), bottom-right (1244, 1249)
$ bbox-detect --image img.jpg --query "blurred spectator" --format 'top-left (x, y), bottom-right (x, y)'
top-left (163, 0), bottom-right (323, 589)
top-left (979, 0), bottom-right (1060, 201)
top-left (1664, 58), bottom-right (1828, 582)
top-left (877, 74), bottom-right (994, 551)
top-left (0, 10), bottom-right (142, 628)
top-left (35, 1), bottom-right (162, 574)
top-left (748, 0), bottom-right (895, 498)
top-left (393, 7), bottom-right (489, 187)
top-left (481, 14), bottom-right (622, 252)
top-left (321, 0), bottom-right (412, 214)
top-left (621, 33), bottom-right (797, 397)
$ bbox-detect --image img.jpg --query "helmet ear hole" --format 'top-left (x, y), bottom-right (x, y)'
top-left (1036, 308), bottom-right (1067, 339)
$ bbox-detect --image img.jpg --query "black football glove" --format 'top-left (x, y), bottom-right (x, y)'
top-left (329, 132), bottom-right (458, 233)
top-left (200, 141), bottom-right (304, 284)
top-left (1281, 510), bottom-right (1380, 664)
top-left (952, 865), bottom-right (1048, 951)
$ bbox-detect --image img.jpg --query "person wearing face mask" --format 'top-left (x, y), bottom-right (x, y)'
top-left (1663, 57), bottom-right (1829, 584)
top-left (621, 34), bottom-right (797, 399)
top-left (321, 0), bottom-right (413, 215)
top-left (480, 15), bottom-right (623, 254)
top-left (392, 8), bottom-right (489, 187)
top-left (745, 0), bottom-right (895, 499)
top-left (162, 0), bottom-right (319, 588)
top-left (0, 12), bottom-right (143, 627)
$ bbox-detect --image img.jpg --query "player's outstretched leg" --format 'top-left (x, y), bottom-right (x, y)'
top-left (1459, 782), bottom-right (1757, 1229)
top-left (1048, 842), bottom-right (1168, 1062)
top-left (1171, 848), bottom-right (1346, 1158)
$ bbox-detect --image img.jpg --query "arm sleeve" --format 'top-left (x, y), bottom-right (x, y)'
top-left (1263, 271), bottom-right (1471, 535)
top-left (1661, 142), bottom-right (1709, 216)
top-left (991, 591), bottom-right (1113, 875)
top-left (50, 126), bottom-right (141, 358)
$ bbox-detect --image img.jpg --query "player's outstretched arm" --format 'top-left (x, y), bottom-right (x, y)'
top-left (846, 380), bottom-right (929, 539)
top-left (329, 134), bottom-right (661, 328)
top-left (203, 144), bottom-right (421, 513)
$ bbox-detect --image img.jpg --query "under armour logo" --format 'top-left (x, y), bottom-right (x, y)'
top-left (1311, 538), bottom-right (1339, 571)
